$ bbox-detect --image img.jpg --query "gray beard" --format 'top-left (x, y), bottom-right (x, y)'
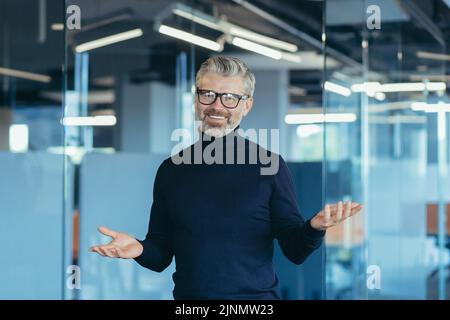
top-left (199, 116), bottom-right (241, 138)
top-left (203, 124), bottom-right (234, 138)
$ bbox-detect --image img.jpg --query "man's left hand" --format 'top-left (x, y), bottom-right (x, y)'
top-left (310, 201), bottom-right (363, 231)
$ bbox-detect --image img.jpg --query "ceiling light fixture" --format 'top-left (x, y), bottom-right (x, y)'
top-left (285, 113), bottom-right (357, 124)
top-left (324, 81), bottom-right (352, 97)
top-left (0, 67), bottom-right (51, 83)
top-left (231, 37), bottom-right (282, 60)
top-left (172, 4), bottom-right (298, 52)
top-left (158, 24), bottom-right (222, 52)
top-left (75, 28), bottom-right (143, 53)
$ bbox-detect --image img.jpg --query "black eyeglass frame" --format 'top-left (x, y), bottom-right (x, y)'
top-left (196, 88), bottom-right (250, 109)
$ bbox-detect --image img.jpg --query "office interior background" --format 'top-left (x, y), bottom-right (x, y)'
top-left (0, 0), bottom-right (449, 300)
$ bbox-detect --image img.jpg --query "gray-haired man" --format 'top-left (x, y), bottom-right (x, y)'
top-left (90, 56), bottom-right (363, 299)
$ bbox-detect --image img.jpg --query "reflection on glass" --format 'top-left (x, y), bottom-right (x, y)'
top-left (0, 0), bottom-right (66, 299)
top-left (324, 0), bottom-right (449, 300)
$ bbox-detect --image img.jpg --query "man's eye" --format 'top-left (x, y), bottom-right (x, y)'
top-left (223, 94), bottom-right (237, 101)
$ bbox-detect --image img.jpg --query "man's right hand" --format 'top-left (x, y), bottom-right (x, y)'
top-left (89, 226), bottom-right (143, 259)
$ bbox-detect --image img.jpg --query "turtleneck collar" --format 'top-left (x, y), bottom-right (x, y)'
top-left (196, 125), bottom-right (243, 161)
top-left (200, 125), bottom-right (240, 143)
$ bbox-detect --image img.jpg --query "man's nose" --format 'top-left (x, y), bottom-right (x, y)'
top-left (205, 100), bottom-right (226, 113)
top-left (211, 96), bottom-right (224, 109)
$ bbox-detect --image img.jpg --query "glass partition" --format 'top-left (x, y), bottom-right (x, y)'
top-left (63, 0), bottom-right (200, 299)
top-left (0, 0), bottom-right (66, 299)
top-left (324, 0), bottom-right (449, 299)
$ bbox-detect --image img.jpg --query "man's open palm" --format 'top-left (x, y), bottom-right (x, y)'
top-left (310, 201), bottom-right (363, 231)
top-left (89, 226), bottom-right (143, 259)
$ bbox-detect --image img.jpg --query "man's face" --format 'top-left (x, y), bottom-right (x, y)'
top-left (195, 72), bottom-right (253, 137)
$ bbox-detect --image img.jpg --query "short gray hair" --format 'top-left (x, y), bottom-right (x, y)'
top-left (196, 56), bottom-right (255, 96)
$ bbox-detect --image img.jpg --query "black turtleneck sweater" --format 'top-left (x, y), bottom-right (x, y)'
top-left (134, 127), bottom-right (325, 299)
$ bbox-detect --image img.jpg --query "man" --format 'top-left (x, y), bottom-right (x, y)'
top-left (90, 56), bottom-right (363, 299)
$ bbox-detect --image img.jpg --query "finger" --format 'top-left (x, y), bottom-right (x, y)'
top-left (97, 247), bottom-right (109, 257)
top-left (115, 248), bottom-right (124, 258)
top-left (103, 248), bottom-right (118, 258)
top-left (103, 244), bottom-right (118, 251)
top-left (104, 245), bottom-right (120, 258)
top-left (342, 200), bottom-right (351, 219)
top-left (328, 204), bottom-right (338, 212)
top-left (324, 204), bottom-right (331, 222)
top-left (350, 204), bottom-right (363, 215)
top-left (351, 202), bottom-right (361, 208)
top-left (111, 247), bottom-right (121, 258)
top-left (329, 202), bottom-right (361, 212)
top-left (91, 246), bottom-right (104, 253)
top-left (92, 247), bottom-right (106, 257)
top-left (336, 201), bottom-right (343, 221)
top-left (98, 226), bottom-right (118, 239)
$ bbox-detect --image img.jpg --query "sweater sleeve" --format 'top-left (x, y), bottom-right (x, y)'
top-left (134, 160), bottom-right (173, 272)
top-left (269, 156), bottom-right (325, 265)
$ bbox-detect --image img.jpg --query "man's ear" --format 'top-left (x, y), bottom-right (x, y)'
top-left (242, 97), bottom-right (253, 117)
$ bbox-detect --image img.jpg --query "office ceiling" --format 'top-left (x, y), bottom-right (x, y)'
top-left (0, 0), bottom-right (449, 108)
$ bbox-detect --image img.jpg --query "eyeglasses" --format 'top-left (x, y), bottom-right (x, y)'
top-left (196, 88), bottom-right (249, 109)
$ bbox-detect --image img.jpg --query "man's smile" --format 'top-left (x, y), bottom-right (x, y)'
top-left (207, 115), bottom-right (225, 120)
top-left (203, 109), bottom-right (230, 125)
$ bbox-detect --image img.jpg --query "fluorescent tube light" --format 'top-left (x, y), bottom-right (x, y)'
top-left (324, 81), bottom-right (352, 97)
top-left (285, 113), bottom-right (357, 124)
top-left (75, 28), bottom-right (143, 53)
top-left (351, 83), bottom-right (385, 100)
top-left (425, 82), bottom-right (446, 91)
top-left (409, 75), bottom-right (450, 82)
top-left (375, 92), bottom-right (386, 101)
top-left (172, 5), bottom-right (298, 52)
top-left (417, 51), bottom-right (450, 62)
top-left (0, 67), bottom-right (51, 83)
top-left (9, 124), bottom-right (29, 153)
top-left (42, 90), bottom-right (115, 104)
top-left (296, 124), bottom-right (322, 138)
top-left (379, 82), bottom-right (424, 92)
top-left (228, 27), bottom-right (297, 52)
top-left (369, 115), bottom-right (426, 124)
top-left (411, 102), bottom-right (450, 113)
top-left (62, 115), bottom-right (117, 126)
top-left (51, 23), bottom-right (64, 31)
top-left (289, 86), bottom-right (307, 96)
top-left (379, 82), bottom-right (445, 92)
top-left (351, 82), bottom-right (381, 93)
top-left (231, 37), bottom-right (282, 60)
top-left (351, 81), bottom-right (446, 93)
top-left (158, 25), bottom-right (222, 52)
